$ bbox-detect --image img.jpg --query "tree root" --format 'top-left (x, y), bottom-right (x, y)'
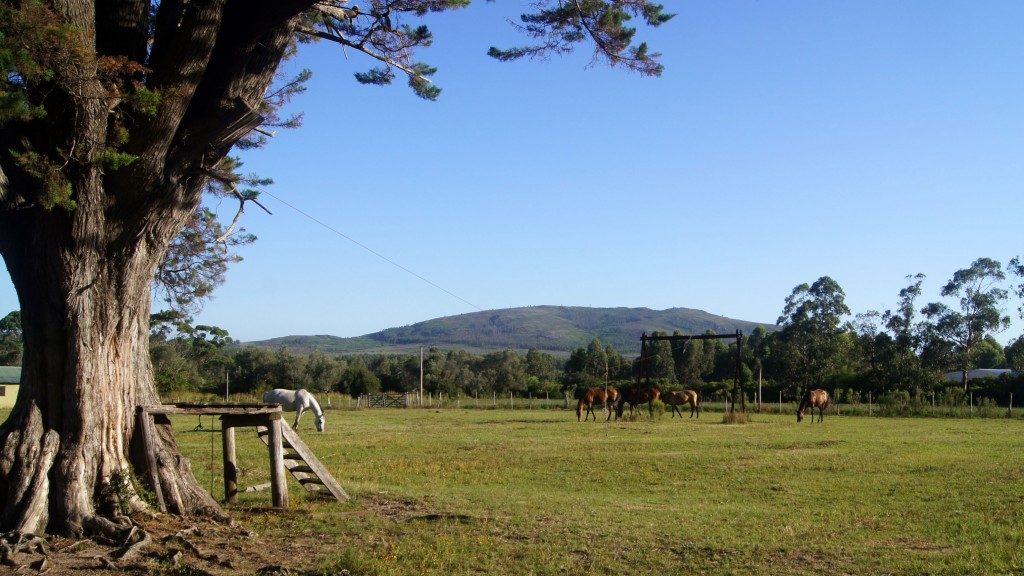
top-left (162, 527), bottom-right (214, 561)
top-left (0, 530), bottom-right (49, 569)
top-left (81, 514), bottom-right (154, 569)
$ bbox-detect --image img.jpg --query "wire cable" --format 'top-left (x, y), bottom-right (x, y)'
top-left (262, 190), bottom-right (484, 312)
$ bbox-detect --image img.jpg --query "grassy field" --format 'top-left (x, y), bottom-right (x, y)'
top-left (159, 407), bottom-right (1024, 575)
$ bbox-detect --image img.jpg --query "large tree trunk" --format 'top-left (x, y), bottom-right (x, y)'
top-left (0, 182), bottom-right (219, 536)
top-left (0, 1), bottom-right (312, 536)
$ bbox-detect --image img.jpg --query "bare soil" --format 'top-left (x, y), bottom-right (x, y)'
top-left (2, 512), bottom-right (341, 576)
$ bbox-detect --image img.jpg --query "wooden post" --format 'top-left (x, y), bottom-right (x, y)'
top-left (267, 414), bottom-right (289, 508)
top-left (222, 425), bottom-right (238, 503)
top-left (1009, 392), bottom-right (1013, 418)
top-left (757, 368), bottom-right (762, 412)
top-left (135, 407), bottom-right (167, 513)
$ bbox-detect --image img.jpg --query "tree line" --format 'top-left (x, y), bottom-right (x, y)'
top-left (3, 257), bottom-right (1023, 407)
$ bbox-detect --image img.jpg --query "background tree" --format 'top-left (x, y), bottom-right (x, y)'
top-left (746, 325), bottom-right (772, 393)
top-left (583, 338), bottom-right (609, 382)
top-left (672, 332), bottom-right (703, 387)
top-left (479, 350), bottom-right (527, 394)
top-left (0, 311), bottom-right (22, 366)
top-left (339, 362), bottom-right (380, 397)
top-left (1008, 256), bottom-right (1024, 330)
top-left (973, 336), bottom-right (1006, 369)
top-left (525, 348), bottom-right (557, 386)
top-left (775, 276), bottom-right (851, 395)
top-left (303, 350), bottom-right (346, 393)
top-left (1006, 336), bottom-right (1024, 374)
top-left (437, 350), bottom-right (476, 397)
top-left (640, 331), bottom-right (676, 383)
top-left (605, 345), bottom-right (629, 380)
top-left (921, 258), bottom-right (1010, 390)
top-left (880, 274), bottom-right (929, 392)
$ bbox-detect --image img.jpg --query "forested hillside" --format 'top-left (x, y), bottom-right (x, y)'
top-left (243, 306), bottom-right (773, 355)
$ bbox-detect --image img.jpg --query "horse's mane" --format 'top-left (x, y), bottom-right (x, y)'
top-left (299, 389), bottom-right (324, 417)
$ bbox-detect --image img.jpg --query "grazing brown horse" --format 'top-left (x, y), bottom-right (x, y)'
top-left (797, 389), bottom-right (829, 423)
top-left (662, 389), bottom-right (701, 418)
top-left (615, 386), bottom-right (661, 419)
top-left (577, 386), bottom-right (620, 422)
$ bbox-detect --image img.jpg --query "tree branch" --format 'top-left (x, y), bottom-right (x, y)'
top-left (296, 26), bottom-right (434, 85)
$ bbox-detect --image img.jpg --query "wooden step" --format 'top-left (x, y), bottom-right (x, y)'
top-left (254, 422), bottom-right (348, 501)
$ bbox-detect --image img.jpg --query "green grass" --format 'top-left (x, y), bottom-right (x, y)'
top-left (1, 406), bottom-right (1020, 574)
top-left (168, 409), bottom-right (1024, 575)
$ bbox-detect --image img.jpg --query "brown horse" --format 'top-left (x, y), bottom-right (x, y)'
top-left (662, 389), bottom-right (701, 418)
top-left (615, 386), bottom-right (661, 419)
top-left (797, 389), bottom-right (829, 423)
top-left (576, 386), bottom-right (620, 422)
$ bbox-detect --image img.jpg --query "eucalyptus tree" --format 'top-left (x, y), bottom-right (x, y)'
top-left (1009, 256), bottom-right (1024, 322)
top-left (583, 338), bottom-right (609, 381)
top-left (0, 0), bottom-right (672, 535)
top-left (605, 345), bottom-right (628, 380)
top-left (642, 331), bottom-right (676, 383)
top-left (921, 258), bottom-right (1010, 390)
top-left (775, 276), bottom-right (851, 394)
top-left (746, 325), bottom-right (772, 390)
top-left (671, 330), bottom-right (699, 385)
top-left (879, 274), bottom-right (930, 392)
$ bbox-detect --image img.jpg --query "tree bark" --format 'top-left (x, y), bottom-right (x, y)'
top-left (0, 195), bottom-right (222, 535)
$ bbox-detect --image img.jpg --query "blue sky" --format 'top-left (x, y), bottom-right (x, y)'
top-left (2, 1), bottom-right (1023, 344)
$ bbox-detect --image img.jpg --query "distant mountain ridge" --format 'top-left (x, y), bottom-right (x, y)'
top-left (242, 306), bottom-right (775, 357)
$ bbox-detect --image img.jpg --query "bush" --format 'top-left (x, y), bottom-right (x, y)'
top-left (878, 390), bottom-right (911, 416)
top-left (722, 411), bottom-right (750, 424)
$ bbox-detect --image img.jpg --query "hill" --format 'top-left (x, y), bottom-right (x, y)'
top-left (241, 306), bottom-right (775, 357)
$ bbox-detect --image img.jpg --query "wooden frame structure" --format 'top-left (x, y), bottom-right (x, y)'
top-left (637, 330), bottom-right (745, 412)
top-left (136, 403), bottom-right (347, 510)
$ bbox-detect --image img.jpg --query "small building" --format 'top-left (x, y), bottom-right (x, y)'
top-left (0, 366), bottom-right (21, 408)
top-left (943, 368), bottom-right (1014, 383)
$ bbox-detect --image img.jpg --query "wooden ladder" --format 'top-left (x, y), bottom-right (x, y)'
top-left (255, 421), bottom-right (349, 501)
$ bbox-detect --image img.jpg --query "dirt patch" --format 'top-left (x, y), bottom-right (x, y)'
top-left (359, 493), bottom-right (425, 522)
top-left (2, 512), bottom-right (349, 576)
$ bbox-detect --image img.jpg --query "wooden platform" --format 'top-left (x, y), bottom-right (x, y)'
top-left (136, 403), bottom-right (347, 510)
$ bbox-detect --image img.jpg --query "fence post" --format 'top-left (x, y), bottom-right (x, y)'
top-left (868, 392), bottom-right (872, 416)
top-left (1009, 392), bottom-right (1013, 417)
top-left (510, 391), bottom-right (514, 410)
top-left (970, 391), bottom-right (973, 417)
top-left (778, 391), bottom-right (782, 415)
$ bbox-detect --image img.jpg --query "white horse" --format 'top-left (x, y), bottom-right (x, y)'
top-left (263, 388), bottom-right (326, 432)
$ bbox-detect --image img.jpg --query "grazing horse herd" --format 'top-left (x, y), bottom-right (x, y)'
top-left (576, 385), bottom-right (703, 422)
top-left (266, 385), bottom-right (830, 430)
top-left (576, 385), bottom-right (830, 424)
